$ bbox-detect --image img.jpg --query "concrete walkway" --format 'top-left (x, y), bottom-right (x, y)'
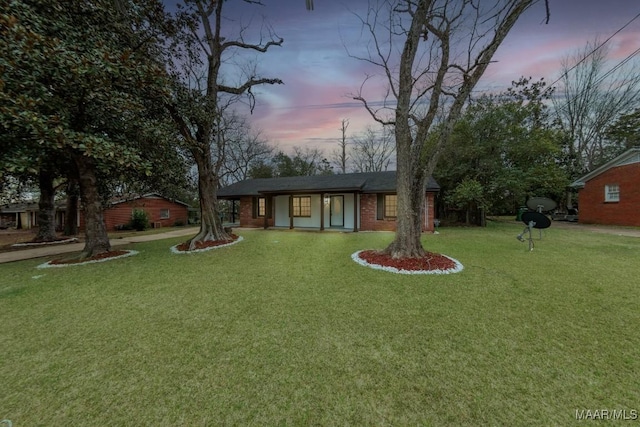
top-left (0, 227), bottom-right (200, 264)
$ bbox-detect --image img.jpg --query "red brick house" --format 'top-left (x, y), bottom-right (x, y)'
top-left (1, 193), bottom-right (189, 231)
top-left (217, 171), bottom-right (439, 232)
top-left (80, 193), bottom-right (189, 230)
top-left (570, 148), bottom-right (640, 227)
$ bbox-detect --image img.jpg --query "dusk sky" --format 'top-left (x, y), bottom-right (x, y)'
top-left (212, 0), bottom-right (640, 155)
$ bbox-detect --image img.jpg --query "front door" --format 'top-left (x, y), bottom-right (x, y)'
top-left (330, 195), bottom-right (344, 227)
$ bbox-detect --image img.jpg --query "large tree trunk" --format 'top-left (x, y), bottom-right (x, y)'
top-left (382, 138), bottom-right (427, 258)
top-left (187, 150), bottom-right (229, 250)
top-left (64, 179), bottom-right (79, 236)
top-left (74, 155), bottom-right (110, 258)
top-left (34, 168), bottom-right (58, 242)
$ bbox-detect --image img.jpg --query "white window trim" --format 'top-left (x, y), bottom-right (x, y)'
top-left (605, 184), bottom-right (620, 202)
top-left (160, 208), bottom-right (170, 219)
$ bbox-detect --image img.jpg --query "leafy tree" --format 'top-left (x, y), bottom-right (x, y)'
top-left (436, 78), bottom-right (567, 223)
top-left (1, 0), bottom-right (178, 258)
top-left (248, 160), bottom-right (277, 179)
top-left (445, 178), bottom-right (487, 226)
top-left (272, 147), bottom-right (333, 177)
top-left (352, 0), bottom-right (540, 258)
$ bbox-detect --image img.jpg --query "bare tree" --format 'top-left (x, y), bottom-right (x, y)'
top-left (352, 0), bottom-right (538, 258)
top-left (554, 40), bottom-right (640, 176)
top-left (272, 146), bottom-right (333, 176)
top-left (167, 0), bottom-right (283, 249)
top-left (331, 119), bottom-right (350, 173)
top-left (217, 111), bottom-right (274, 185)
top-left (351, 125), bottom-right (395, 172)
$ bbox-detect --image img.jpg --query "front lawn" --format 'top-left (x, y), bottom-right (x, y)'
top-left (1, 223), bottom-right (639, 425)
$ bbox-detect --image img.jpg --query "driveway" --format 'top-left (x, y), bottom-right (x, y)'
top-left (0, 227), bottom-right (200, 264)
top-left (549, 220), bottom-right (640, 238)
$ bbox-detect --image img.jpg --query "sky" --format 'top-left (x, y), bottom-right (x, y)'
top-left (213, 0), bottom-right (640, 155)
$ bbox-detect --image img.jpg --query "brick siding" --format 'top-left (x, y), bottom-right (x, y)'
top-left (238, 196), bottom-right (275, 228)
top-left (578, 162), bottom-right (640, 227)
top-left (79, 196), bottom-right (189, 230)
top-left (234, 193), bottom-right (437, 232)
top-left (360, 193), bottom-right (436, 232)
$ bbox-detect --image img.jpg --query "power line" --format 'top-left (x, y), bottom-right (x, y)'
top-left (548, 11), bottom-right (640, 89)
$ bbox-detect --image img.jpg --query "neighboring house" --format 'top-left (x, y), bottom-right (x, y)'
top-left (217, 171), bottom-right (440, 232)
top-left (0, 201), bottom-right (67, 230)
top-left (80, 193), bottom-right (189, 230)
top-left (0, 202), bottom-right (39, 229)
top-left (0, 193), bottom-right (189, 231)
top-left (570, 148), bottom-right (640, 227)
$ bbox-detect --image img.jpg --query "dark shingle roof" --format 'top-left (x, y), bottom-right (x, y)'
top-left (217, 171), bottom-right (439, 198)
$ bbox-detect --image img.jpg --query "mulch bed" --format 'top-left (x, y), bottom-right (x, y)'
top-left (37, 250), bottom-right (139, 268)
top-left (49, 250), bottom-right (130, 265)
top-left (12, 237), bottom-right (78, 247)
top-left (173, 234), bottom-right (239, 252)
top-left (358, 250), bottom-right (457, 271)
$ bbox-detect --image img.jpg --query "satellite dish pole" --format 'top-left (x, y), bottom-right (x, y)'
top-left (517, 197), bottom-right (556, 251)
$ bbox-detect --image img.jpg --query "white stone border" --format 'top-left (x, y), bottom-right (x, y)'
top-left (170, 236), bottom-right (243, 254)
top-left (36, 250), bottom-right (139, 269)
top-left (351, 250), bottom-right (464, 275)
top-left (13, 237), bottom-right (78, 247)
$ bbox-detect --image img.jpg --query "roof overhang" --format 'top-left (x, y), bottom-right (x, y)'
top-left (258, 186), bottom-right (364, 195)
top-left (570, 148), bottom-right (640, 188)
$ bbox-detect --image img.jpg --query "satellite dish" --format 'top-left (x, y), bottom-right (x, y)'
top-left (517, 209), bottom-right (552, 251)
top-left (521, 211), bottom-right (551, 229)
top-left (526, 197), bottom-right (557, 213)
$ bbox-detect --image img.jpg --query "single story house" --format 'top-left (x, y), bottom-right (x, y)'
top-left (0, 193), bottom-right (189, 231)
top-left (217, 171), bottom-right (440, 232)
top-left (0, 202), bottom-right (41, 229)
top-left (79, 193), bottom-right (189, 230)
top-left (570, 148), bottom-right (640, 227)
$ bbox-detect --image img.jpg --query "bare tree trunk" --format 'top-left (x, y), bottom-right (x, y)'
top-left (353, 0), bottom-right (534, 259)
top-left (383, 137), bottom-right (427, 258)
top-left (187, 150), bottom-right (229, 250)
top-left (34, 168), bottom-right (58, 242)
top-left (64, 179), bottom-right (79, 236)
top-left (74, 155), bottom-right (110, 258)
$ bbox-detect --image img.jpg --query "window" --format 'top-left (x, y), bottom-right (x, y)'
top-left (292, 196), bottom-right (311, 217)
top-left (160, 208), bottom-right (170, 219)
top-left (257, 198), bottom-right (266, 217)
top-left (384, 194), bottom-right (397, 218)
top-left (605, 184), bottom-right (620, 202)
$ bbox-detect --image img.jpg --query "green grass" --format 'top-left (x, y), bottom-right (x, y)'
top-left (1, 223), bottom-right (639, 426)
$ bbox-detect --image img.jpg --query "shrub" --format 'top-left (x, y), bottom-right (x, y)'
top-left (131, 209), bottom-right (150, 231)
top-left (173, 219), bottom-right (185, 227)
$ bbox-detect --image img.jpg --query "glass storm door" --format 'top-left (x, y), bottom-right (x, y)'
top-left (330, 195), bottom-right (344, 227)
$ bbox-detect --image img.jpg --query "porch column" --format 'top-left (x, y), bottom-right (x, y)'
top-left (263, 196), bottom-right (269, 229)
top-left (289, 195), bottom-right (294, 229)
top-left (320, 193), bottom-right (325, 231)
top-left (353, 192), bottom-right (359, 232)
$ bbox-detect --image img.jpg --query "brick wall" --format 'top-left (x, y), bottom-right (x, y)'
top-left (79, 196), bottom-right (189, 230)
top-left (238, 196), bottom-right (274, 228)
top-left (359, 193), bottom-right (436, 232)
top-left (578, 162), bottom-right (640, 227)
top-left (236, 193), bottom-right (437, 231)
